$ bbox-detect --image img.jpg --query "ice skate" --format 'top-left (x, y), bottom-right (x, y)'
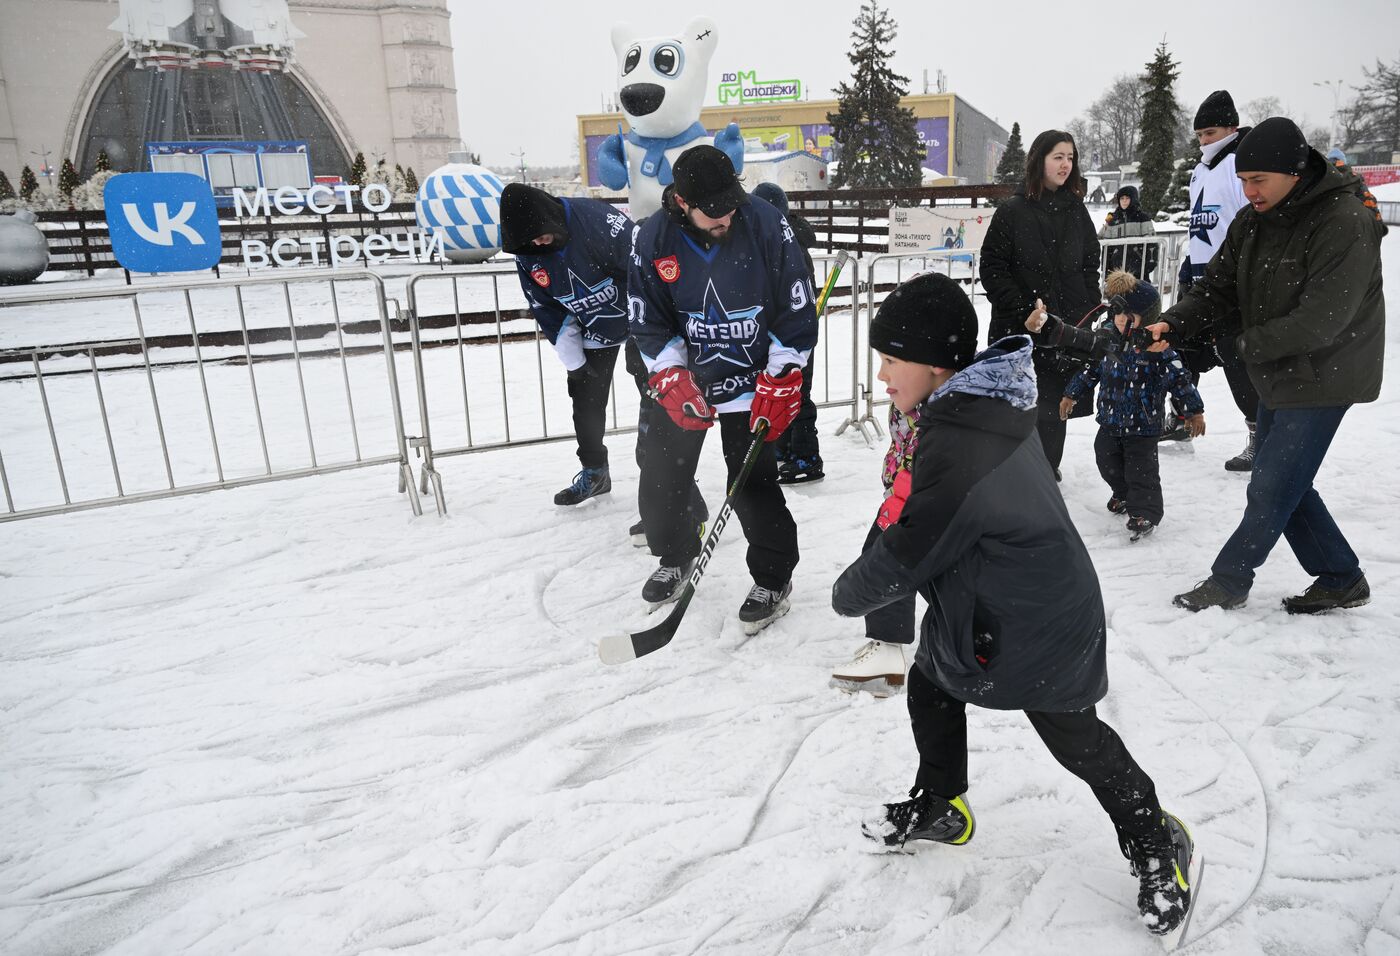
top-left (862, 788), bottom-right (974, 850)
top-left (1106, 496), bottom-right (1127, 514)
top-left (1224, 423), bottom-right (1256, 472)
top-left (554, 466), bottom-right (610, 506)
top-left (1119, 812), bottom-right (1202, 948)
top-left (642, 558), bottom-right (695, 609)
top-left (778, 456), bottom-right (825, 484)
top-left (1127, 516), bottom-right (1156, 542)
top-left (738, 580), bottom-right (791, 635)
top-left (829, 640), bottom-right (906, 697)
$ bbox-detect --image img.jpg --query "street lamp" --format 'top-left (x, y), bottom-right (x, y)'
top-left (1314, 79), bottom-right (1343, 150)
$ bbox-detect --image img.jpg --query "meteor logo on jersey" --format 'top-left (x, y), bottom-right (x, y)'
top-left (556, 270), bottom-right (625, 326)
top-left (530, 265), bottom-right (550, 288)
top-left (654, 255), bottom-right (681, 283)
top-left (1189, 192), bottom-right (1221, 246)
top-left (685, 278), bottom-right (764, 367)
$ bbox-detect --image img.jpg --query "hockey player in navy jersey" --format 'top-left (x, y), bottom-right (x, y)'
top-left (502, 185), bottom-right (708, 531)
top-left (628, 145), bottom-right (818, 632)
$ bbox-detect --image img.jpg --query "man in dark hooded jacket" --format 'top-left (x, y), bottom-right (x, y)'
top-left (832, 280), bottom-right (1198, 941)
top-left (1147, 118), bottom-right (1385, 614)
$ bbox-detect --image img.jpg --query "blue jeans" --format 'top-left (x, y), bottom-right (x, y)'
top-left (1210, 404), bottom-right (1361, 595)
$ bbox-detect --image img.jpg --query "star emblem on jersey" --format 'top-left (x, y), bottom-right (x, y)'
top-left (685, 278), bottom-right (764, 368)
top-left (654, 255), bottom-right (681, 283)
top-left (1188, 192), bottom-right (1221, 246)
top-left (555, 270), bottom-right (625, 327)
top-left (530, 265), bottom-right (550, 288)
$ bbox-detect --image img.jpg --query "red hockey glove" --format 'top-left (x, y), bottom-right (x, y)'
top-left (876, 471), bottom-right (913, 530)
top-left (749, 367), bottom-right (803, 441)
top-left (649, 367), bottom-right (715, 430)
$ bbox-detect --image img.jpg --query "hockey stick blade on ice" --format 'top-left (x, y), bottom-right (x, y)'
top-left (598, 422), bottom-right (768, 665)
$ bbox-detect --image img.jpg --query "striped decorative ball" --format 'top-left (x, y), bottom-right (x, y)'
top-left (415, 161), bottom-right (505, 263)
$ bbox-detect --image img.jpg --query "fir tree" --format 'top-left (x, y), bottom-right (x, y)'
top-left (826, 1), bottom-right (923, 189)
top-left (1136, 42), bottom-right (1182, 217)
top-left (404, 166), bottom-right (419, 194)
top-left (349, 151), bottom-right (367, 187)
top-left (1167, 136), bottom-right (1201, 212)
top-left (58, 158), bottom-right (80, 200)
top-left (95, 150), bottom-right (112, 173)
top-left (991, 122), bottom-right (1025, 205)
top-left (0, 170), bottom-right (14, 202)
top-left (19, 165), bottom-right (38, 200)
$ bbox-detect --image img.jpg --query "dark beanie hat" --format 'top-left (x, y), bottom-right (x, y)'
top-left (751, 181), bottom-right (789, 214)
top-left (1194, 90), bottom-right (1239, 130)
top-left (1236, 117), bottom-right (1310, 176)
top-left (1106, 270), bottom-right (1161, 323)
top-left (499, 183), bottom-right (569, 255)
top-left (870, 273), bottom-right (978, 369)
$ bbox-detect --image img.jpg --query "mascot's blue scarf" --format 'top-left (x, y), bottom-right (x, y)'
top-left (624, 121), bottom-right (709, 185)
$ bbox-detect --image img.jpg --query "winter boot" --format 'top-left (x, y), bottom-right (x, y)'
top-left (1225, 422), bottom-right (1256, 472)
top-left (778, 456), bottom-right (825, 485)
top-left (862, 788), bottom-right (975, 850)
top-left (738, 580), bottom-right (792, 635)
top-left (1282, 573), bottom-right (1370, 614)
top-left (642, 559), bottom-right (695, 608)
top-left (1119, 812), bottom-right (1198, 940)
top-left (829, 640), bottom-right (907, 697)
top-left (554, 466), bottom-right (610, 506)
top-left (1106, 496), bottom-right (1128, 514)
top-left (1172, 578), bottom-right (1246, 612)
top-left (1127, 516), bottom-right (1156, 542)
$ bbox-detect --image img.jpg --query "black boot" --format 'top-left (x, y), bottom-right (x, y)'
top-left (1120, 813), bottom-right (1197, 939)
top-left (1282, 574), bottom-right (1370, 614)
top-left (1225, 422), bottom-right (1256, 472)
top-left (862, 788), bottom-right (975, 849)
top-left (1172, 578), bottom-right (1246, 611)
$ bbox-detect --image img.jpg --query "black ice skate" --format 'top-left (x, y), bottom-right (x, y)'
top-left (642, 559), bottom-right (695, 608)
top-left (554, 466), bottom-right (611, 506)
top-left (1107, 496), bottom-right (1128, 514)
top-left (1127, 516), bottom-right (1156, 541)
top-left (1120, 812), bottom-right (1203, 949)
top-left (1224, 423), bottom-right (1256, 472)
top-left (778, 456), bottom-right (825, 485)
top-left (738, 580), bottom-right (791, 635)
top-left (862, 788), bottom-right (975, 850)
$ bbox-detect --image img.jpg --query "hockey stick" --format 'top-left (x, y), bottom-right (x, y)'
top-left (598, 421), bottom-right (768, 664)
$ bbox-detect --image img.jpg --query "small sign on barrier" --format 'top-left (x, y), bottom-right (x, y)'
top-left (887, 205), bottom-right (993, 255)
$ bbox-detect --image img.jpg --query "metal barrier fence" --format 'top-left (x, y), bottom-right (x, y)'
top-left (0, 271), bottom-right (420, 522)
top-left (399, 253), bottom-right (862, 515)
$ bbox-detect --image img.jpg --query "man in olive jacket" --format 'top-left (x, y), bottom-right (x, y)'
top-left (1148, 117), bottom-right (1385, 614)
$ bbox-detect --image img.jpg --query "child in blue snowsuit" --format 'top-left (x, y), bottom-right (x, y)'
top-left (1061, 272), bottom-right (1205, 540)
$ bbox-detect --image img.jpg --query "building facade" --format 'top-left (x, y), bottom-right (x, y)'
top-left (0, 0), bottom-right (460, 183)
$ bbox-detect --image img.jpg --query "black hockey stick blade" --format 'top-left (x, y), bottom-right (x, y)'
top-left (598, 423), bottom-right (767, 665)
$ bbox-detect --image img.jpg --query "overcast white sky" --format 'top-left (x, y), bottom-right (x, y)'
top-left (447, 0), bottom-right (1399, 169)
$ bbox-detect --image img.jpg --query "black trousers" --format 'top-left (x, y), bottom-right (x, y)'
top-left (639, 408), bottom-right (798, 589)
top-left (1034, 360), bottom-right (1074, 471)
top-left (626, 340), bottom-right (706, 521)
top-left (907, 665), bottom-right (1162, 840)
top-left (1094, 428), bottom-right (1163, 523)
top-left (861, 519), bottom-right (916, 644)
top-left (1215, 333), bottom-right (1260, 425)
top-left (567, 346), bottom-right (621, 469)
top-left (775, 359), bottom-right (821, 462)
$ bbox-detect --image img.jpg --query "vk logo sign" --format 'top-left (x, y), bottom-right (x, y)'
top-left (104, 173), bottom-right (221, 272)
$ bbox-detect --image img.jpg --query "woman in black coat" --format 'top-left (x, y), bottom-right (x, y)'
top-left (1100, 185), bottom-right (1159, 279)
top-left (979, 130), bottom-right (1101, 474)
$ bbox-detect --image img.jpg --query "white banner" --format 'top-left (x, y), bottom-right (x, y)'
top-left (888, 205), bottom-right (994, 254)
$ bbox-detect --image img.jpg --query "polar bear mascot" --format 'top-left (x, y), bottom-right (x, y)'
top-left (596, 16), bottom-right (745, 220)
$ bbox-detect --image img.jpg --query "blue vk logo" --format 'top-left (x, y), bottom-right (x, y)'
top-left (104, 173), bottom-right (221, 272)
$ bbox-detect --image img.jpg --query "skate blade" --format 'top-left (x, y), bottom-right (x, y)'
top-left (829, 675), bottom-right (905, 698)
top-left (740, 598), bottom-right (790, 635)
top-left (1160, 850), bottom-right (1205, 951)
top-left (646, 593), bottom-right (682, 614)
top-left (630, 533), bottom-right (648, 548)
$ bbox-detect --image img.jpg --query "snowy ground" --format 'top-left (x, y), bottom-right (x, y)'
top-left (2, 238), bottom-right (1398, 955)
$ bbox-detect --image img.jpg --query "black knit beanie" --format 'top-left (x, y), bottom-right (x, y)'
top-left (1193, 90), bottom-right (1239, 130)
top-left (499, 183), bottom-right (569, 255)
top-left (1236, 118), bottom-right (1310, 176)
top-left (870, 273), bottom-right (978, 369)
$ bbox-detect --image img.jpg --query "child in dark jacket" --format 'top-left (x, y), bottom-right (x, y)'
top-left (1061, 271), bottom-right (1205, 540)
top-left (832, 275), bottom-right (1200, 943)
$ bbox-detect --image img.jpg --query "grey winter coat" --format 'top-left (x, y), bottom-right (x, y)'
top-left (831, 337), bottom-right (1108, 712)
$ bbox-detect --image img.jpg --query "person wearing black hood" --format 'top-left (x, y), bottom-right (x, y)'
top-left (1146, 118), bottom-right (1385, 614)
top-left (500, 184), bottom-right (707, 530)
top-left (1099, 185), bottom-right (1158, 279)
top-left (979, 130), bottom-right (1102, 478)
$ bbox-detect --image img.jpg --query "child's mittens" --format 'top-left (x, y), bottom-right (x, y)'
top-left (876, 471), bottom-right (913, 530)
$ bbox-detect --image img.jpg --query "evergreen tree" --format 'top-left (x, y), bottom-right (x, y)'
top-left (1136, 42), bottom-right (1182, 216)
top-left (58, 158), bottom-right (80, 200)
top-left (19, 165), bottom-right (38, 200)
top-left (95, 150), bottom-right (112, 173)
top-left (826, 1), bottom-right (923, 189)
top-left (1167, 136), bottom-right (1201, 212)
top-left (349, 151), bottom-right (367, 187)
top-left (404, 166), bottom-right (419, 193)
top-left (994, 122), bottom-right (1025, 184)
top-left (0, 170), bottom-right (14, 202)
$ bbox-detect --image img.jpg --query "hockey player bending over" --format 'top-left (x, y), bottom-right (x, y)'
top-left (832, 276), bottom-right (1200, 942)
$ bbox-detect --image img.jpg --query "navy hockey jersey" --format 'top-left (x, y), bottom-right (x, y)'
top-left (512, 198), bottom-right (634, 370)
top-left (628, 195), bottom-right (817, 412)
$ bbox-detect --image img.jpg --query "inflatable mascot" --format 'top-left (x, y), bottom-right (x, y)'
top-left (597, 16), bottom-right (744, 220)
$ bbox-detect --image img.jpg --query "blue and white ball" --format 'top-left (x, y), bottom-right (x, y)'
top-left (415, 159), bottom-right (505, 263)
